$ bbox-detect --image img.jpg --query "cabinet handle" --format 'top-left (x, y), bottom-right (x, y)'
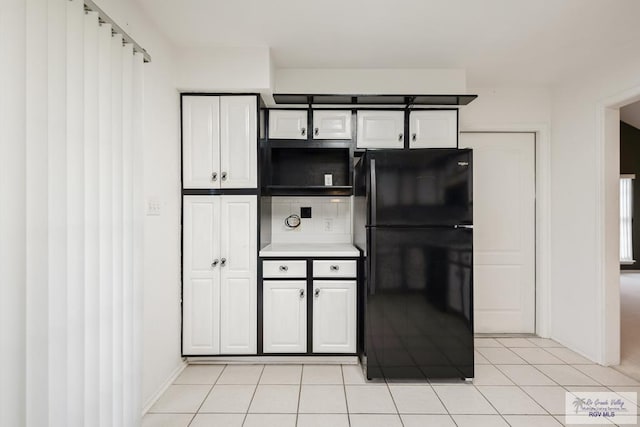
top-left (220, 258), bottom-right (227, 267)
top-left (211, 172), bottom-right (218, 181)
top-left (314, 127), bottom-right (319, 136)
top-left (412, 133), bottom-right (417, 142)
top-left (221, 172), bottom-right (227, 181)
top-left (211, 259), bottom-right (219, 268)
top-left (279, 265), bottom-right (288, 272)
top-left (330, 265), bottom-right (340, 271)
top-left (398, 133), bottom-right (403, 142)
top-left (299, 289), bottom-right (305, 298)
top-left (301, 128), bottom-right (306, 136)
top-left (314, 288), bottom-right (320, 297)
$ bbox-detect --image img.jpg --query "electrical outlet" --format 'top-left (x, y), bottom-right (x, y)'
top-left (146, 198), bottom-right (161, 216)
top-left (324, 218), bottom-right (333, 232)
top-left (300, 207), bottom-right (312, 218)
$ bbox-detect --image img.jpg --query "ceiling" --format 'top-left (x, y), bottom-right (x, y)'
top-left (137, 0), bottom-right (640, 87)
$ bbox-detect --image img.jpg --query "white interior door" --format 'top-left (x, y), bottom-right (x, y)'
top-left (459, 133), bottom-right (536, 333)
top-left (182, 196), bottom-right (221, 354)
top-left (219, 195), bottom-right (257, 354)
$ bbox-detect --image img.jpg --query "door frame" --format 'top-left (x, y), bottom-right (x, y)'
top-left (597, 85), bottom-right (640, 365)
top-left (460, 125), bottom-right (551, 337)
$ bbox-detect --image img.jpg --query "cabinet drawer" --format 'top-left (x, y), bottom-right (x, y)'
top-left (313, 260), bottom-right (357, 278)
top-left (263, 260), bottom-right (307, 278)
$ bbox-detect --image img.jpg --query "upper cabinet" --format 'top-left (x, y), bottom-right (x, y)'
top-left (312, 110), bottom-right (352, 140)
top-left (268, 110), bottom-right (308, 139)
top-left (356, 111), bottom-right (404, 149)
top-left (182, 95), bottom-right (257, 189)
top-left (409, 110), bottom-right (458, 149)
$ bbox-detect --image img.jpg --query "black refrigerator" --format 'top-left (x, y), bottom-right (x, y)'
top-left (354, 149), bottom-right (474, 380)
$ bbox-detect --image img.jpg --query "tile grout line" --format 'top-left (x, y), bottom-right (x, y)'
top-left (341, 365), bottom-right (351, 427)
top-left (470, 383), bottom-right (512, 425)
top-left (241, 364), bottom-right (264, 427)
top-left (188, 364), bottom-right (227, 426)
top-left (497, 342), bottom-right (574, 419)
top-left (295, 365), bottom-right (302, 427)
top-left (384, 378), bottom-right (404, 426)
top-left (426, 383), bottom-right (457, 427)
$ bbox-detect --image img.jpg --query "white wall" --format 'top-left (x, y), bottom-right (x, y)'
top-left (550, 55), bottom-right (640, 364)
top-left (274, 68), bottom-right (466, 97)
top-left (176, 46), bottom-right (272, 92)
top-left (460, 87), bottom-right (551, 128)
top-left (94, 0), bottom-right (184, 408)
top-left (621, 99), bottom-right (640, 129)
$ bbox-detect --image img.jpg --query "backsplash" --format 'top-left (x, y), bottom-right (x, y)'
top-left (271, 197), bottom-right (352, 244)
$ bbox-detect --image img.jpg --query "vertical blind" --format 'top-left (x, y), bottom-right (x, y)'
top-left (0, 0), bottom-right (145, 426)
top-left (620, 176), bottom-right (634, 264)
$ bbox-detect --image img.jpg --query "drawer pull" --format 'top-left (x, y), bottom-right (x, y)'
top-left (220, 258), bottom-right (227, 267)
top-left (330, 265), bottom-right (340, 271)
top-left (314, 288), bottom-right (320, 297)
top-left (211, 259), bottom-right (219, 268)
top-left (279, 265), bottom-right (288, 272)
top-left (299, 289), bottom-right (305, 298)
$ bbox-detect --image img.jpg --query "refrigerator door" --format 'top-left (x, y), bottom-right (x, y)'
top-left (365, 226), bottom-right (474, 380)
top-left (366, 149), bottom-right (472, 227)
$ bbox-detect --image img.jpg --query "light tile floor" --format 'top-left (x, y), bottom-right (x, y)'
top-left (144, 338), bottom-right (640, 427)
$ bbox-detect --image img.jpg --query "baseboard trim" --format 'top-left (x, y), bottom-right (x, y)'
top-left (187, 356), bottom-right (358, 364)
top-left (142, 360), bottom-right (187, 415)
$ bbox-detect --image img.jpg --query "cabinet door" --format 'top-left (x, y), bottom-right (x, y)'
top-left (219, 195), bottom-right (257, 354)
top-left (268, 110), bottom-right (308, 139)
top-left (220, 96), bottom-right (257, 188)
top-left (312, 280), bottom-right (356, 353)
top-left (356, 111), bottom-right (404, 149)
top-left (263, 281), bottom-right (307, 353)
top-left (312, 110), bottom-right (352, 139)
top-left (182, 96), bottom-right (221, 188)
top-left (182, 196), bottom-right (221, 355)
top-left (409, 110), bottom-right (457, 149)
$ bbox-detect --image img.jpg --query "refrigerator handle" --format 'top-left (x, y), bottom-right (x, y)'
top-left (370, 158), bottom-right (377, 225)
top-left (369, 228), bottom-right (376, 295)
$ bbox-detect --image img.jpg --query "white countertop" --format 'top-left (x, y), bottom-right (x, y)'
top-left (259, 243), bottom-right (360, 257)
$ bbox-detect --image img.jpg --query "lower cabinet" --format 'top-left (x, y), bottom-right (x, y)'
top-left (262, 258), bottom-right (358, 354)
top-left (312, 280), bottom-right (357, 353)
top-left (182, 195), bottom-right (257, 355)
top-left (263, 281), bottom-right (307, 353)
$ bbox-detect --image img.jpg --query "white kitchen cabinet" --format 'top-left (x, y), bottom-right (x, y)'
top-left (182, 196), bottom-right (221, 355)
top-left (312, 110), bottom-right (352, 139)
top-left (183, 195), bottom-right (257, 355)
top-left (182, 96), bottom-right (220, 188)
top-left (182, 95), bottom-right (257, 189)
top-left (220, 96), bottom-right (258, 188)
top-left (356, 111), bottom-right (405, 149)
top-left (220, 195), bottom-right (257, 354)
top-left (268, 110), bottom-right (308, 139)
top-left (263, 281), bottom-right (307, 353)
top-left (409, 110), bottom-right (458, 149)
top-left (312, 280), bottom-right (357, 353)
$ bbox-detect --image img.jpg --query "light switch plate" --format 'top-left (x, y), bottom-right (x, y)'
top-left (146, 198), bottom-right (161, 216)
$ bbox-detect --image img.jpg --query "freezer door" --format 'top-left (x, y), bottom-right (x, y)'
top-left (365, 227), bottom-right (474, 379)
top-left (368, 149), bottom-right (473, 227)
